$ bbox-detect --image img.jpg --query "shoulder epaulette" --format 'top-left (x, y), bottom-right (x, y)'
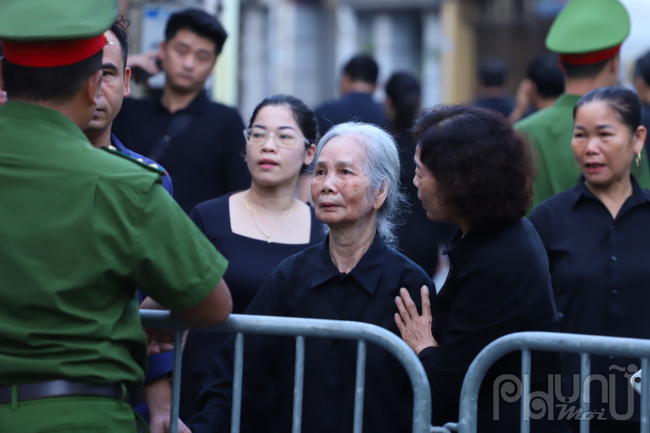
top-left (100, 146), bottom-right (167, 176)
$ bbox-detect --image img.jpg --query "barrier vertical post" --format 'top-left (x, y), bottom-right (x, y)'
top-left (641, 358), bottom-right (649, 433)
top-left (521, 349), bottom-right (531, 433)
top-left (231, 333), bottom-right (245, 433)
top-left (170, 330), bottom-right (184, 433)
top-left (353, 340), bottom-right (367, 433)
top-left (292, 336), bottom-right (305, 433)
top-left (580, 353), bottom-right (590, 433)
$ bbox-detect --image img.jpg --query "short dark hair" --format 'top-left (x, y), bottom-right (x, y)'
top-left (1, 50), bottom-right (103, 103)
top-left (249, 94), bottom-right (319, 146)
top-left (561, 57), bottom-right (610, 80)
top-left (574, 86), bottom-right (642, 134)
top-left (411, 105), bottom-right (535, 229)
top-left (165, 8), bottom-right (227, 56)
top-left (635, 50), bottom-right (650, 87)
top-left (385, 72), bottom-right (421, 132)
top-left (342, 54), bottom-right (379, 85)
top-left (478, 59), bottom-right (508, 87)
top-left (527, 54), bottom-right (564, 99)
top-left (111, 17), bottom-right (131, 70)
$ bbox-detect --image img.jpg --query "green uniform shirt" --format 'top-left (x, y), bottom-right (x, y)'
top-left (516, 93), bottom-right (650, 213)
top-left (0, 101), bottom-right (228, 391)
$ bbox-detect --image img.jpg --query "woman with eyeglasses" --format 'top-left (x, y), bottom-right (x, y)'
top-left (179, 94), bottom-right (324, 422)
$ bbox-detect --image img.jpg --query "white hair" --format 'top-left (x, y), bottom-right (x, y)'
top-left (311, 122), bottom-right (408, 249)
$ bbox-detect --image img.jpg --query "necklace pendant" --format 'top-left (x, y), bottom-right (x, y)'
top-left (267, 237), bottom-right (272, 243)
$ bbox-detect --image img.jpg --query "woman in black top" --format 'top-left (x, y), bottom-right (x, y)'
top-left (530, 87), bottom-right (649, 433)
top-left (384, 72), bottom-right (454, 276)
top-left (180, 95), bottom-right (324, 421)
top-left (394, 105), bottom-right (569, 432)
top-left (187, 123), bottom-right (433, 433)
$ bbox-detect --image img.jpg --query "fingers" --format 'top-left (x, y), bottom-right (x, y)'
top-left (399, 288), bottom-right (419, 319)
top-left (420, 285), bottom-right (432, 319)
top-left (179, 418), bottom-right (193, 433)
top-left (146, 328), bottom-right (176, 355)
top-left (162, 417), bottom-right (192, 433)
top-left (394, 312), bottom-right (406, 337)
top-left (395, 294), bottom-right (410, 322)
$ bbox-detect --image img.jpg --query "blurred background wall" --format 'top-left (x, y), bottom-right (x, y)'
top-left (123, 0), bottom-right (650, 119)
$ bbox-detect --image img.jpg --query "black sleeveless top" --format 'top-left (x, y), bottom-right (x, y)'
top-left (180, 194), bottom-right (324, 421)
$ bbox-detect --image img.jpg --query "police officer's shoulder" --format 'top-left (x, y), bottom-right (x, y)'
top-left (515, 105), bottom-right (558, 135)
top-left (100, 146), bottom-right (166, 176)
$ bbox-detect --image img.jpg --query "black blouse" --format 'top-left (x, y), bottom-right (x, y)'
top-left (187, 235), bottom-right (434, 433)
top-left (530, 176), bottom-right (650, 421)
top-left (419, 218), bottom-right (567, 432)
top-left (179, 194), bottom-right (323, 421)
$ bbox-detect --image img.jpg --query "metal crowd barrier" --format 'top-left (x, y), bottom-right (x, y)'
top-left (140, 310), bottom-right (440, 433)
top-left (456, 332), bottom-right (650, 433)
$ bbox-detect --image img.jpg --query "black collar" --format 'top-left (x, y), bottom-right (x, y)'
top-left (443, 227), bottom-right (482, 268)
top-left (570, 175), bottom-right (650, 215)
top-left (310, 234), bottom-right (390, 295)
top-left (155, 89), bottom-right (210, 115)
top-left (342, 92), bottom-right (375, 101)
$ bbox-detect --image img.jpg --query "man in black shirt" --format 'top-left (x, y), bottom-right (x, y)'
top-left (112, 9), bottom-right (250, 213)
top-left (314, 54), bottom-right (388, 135)
top-left (472, 59), bottom-right (516, 118)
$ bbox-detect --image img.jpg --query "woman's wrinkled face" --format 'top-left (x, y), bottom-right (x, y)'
top-left (413, 145), bottom-right (452, 223)
top-left (246, 105), bottom-right (315, 187)
top-left (311, 136), bottom-right (379, 228)
top-left (572, 101), bottom-right (645, 188)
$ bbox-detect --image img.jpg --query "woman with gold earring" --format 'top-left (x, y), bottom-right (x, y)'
top-left (179, 95), bottom-right (324, 422)
top-left (531, 86), bottom-right (650, 433)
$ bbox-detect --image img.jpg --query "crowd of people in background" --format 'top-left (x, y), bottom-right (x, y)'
top-left (3, 0), bottom-right (650, 432)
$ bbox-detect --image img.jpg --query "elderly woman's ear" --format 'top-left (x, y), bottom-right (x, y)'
top-left (372, 181), bottom-right (389, 210)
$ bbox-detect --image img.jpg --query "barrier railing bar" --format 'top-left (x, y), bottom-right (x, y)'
top-left (292, 336), bottom-right (305, 433)
top-left (170, 330), bottom-right (183, 433)
top-left (641, 358), bottom-right (649, 433)
top-left (521, 349), bottom-right (531, 433)
top-left (142, 311), bottom-right (432, 433)
top-left (443, 422), bottom-right (459, 431)
top-left (353, 340), bottom-right (367, 433)
top-left (430, 426), bottom-right (454, 433)
top-left (458, 332), bottom-right (650, 433)
top-left (230, 333), bottom-right (244, 433)
top-left (579, 353), bottom-right (590, 433)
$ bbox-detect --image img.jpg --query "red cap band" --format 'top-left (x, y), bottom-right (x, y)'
top-left (558, 44), bottom-right (622, 66)
top-left (1, 34), bottom-right (107, 68)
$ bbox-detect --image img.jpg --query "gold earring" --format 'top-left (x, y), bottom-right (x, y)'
top-left (636, 151), bottom-right (642, 168)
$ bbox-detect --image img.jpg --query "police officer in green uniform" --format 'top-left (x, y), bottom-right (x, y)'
top-left (517, 0), bottom-right (650, 213)
top-left (0, 1), bottom-right (232, 431)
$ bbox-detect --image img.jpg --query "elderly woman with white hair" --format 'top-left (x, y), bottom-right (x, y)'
top-left (187, 123), bottom-right (434, 433)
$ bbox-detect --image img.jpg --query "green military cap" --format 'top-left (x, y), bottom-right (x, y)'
top-left (0, 0), bottom-right (118, 67)
top-left (546, 0), bottom-right (629, 61)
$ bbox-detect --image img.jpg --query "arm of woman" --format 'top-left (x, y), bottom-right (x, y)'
top-left (397, 265), bottom-right (541, 417)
